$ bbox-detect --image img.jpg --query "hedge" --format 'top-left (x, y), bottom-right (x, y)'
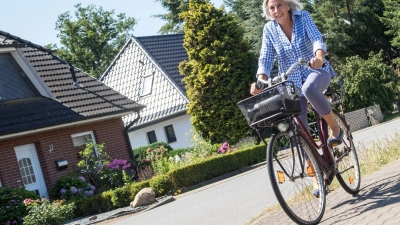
top-left (72, 144), bottom-right (266, 217)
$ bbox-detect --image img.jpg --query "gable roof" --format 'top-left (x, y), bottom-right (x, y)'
top-left (135, 34), bottom-right (187, 94)
top-left (0, 30), bottom-right (145, 137)
top-left (100, 34), bottom-right (189, 127)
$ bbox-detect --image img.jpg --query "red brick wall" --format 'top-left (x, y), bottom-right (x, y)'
top-left (0, 117), bottom-right (131, 192)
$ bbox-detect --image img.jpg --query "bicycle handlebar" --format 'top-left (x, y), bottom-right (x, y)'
top-left (256, 58), bottom-right (317, 88)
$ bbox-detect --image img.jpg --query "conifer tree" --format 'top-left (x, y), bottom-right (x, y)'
top-left (179, 0), bottom-right (254, 144)
top-left (381, 0), bottom-right (400, 64)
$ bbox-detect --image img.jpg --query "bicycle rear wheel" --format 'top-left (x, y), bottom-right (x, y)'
top-left (330, 110), bottom-right (361, 194)
top-left (267, 130), bottom-right (326, 225)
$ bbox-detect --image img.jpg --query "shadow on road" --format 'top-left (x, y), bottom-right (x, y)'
top-left (325, 174), bottom-right (400, 222)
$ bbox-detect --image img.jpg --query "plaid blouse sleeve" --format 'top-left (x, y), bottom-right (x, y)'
top-left (302, 11), bottom-right (327, 56)
top-left (257, 23), bottom-right (276, 78)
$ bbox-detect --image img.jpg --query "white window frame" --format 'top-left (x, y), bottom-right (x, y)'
top-left (141, 74), bottom-right (154, 96)
top-left (71, 131), bottom-right (97, 147)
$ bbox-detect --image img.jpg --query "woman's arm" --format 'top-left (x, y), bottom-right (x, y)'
top-left (303, 11), bottom-right (326, 68)
top-left (302, 11), bottom-right (326, 57)
top-left (257, 23), bottom-right (276, 79)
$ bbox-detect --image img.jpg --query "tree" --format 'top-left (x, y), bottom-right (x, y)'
top-left (179, 0), bottom-right (254, 144)
top-left (337, 51), bottom-right (399, 114)
top-left (381, 0), bottom-right (400, 63)
top-left (154, 0), bottom-right (188, 34)
top-left (51, 4), bottom-right (136, 78)
top-left (223, 0), bottom-right (265, 54)
top-left (311, 0), bottom-right (397, 65)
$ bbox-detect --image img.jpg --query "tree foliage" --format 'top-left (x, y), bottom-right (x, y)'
top-left (381, 0), bottom-right (400, 63)
top-left (154, 0), bottom-right (188, 34)
top-left (51, 4), bottom-right (136, 78)
top-left (337, 51), bottom-right (399, 114)
top-left (179, 0), bottom-right (254, 144)
top-left (311, 0), bottom-right (397, 65)
top-left (224, 0), bottom-right (264, 54)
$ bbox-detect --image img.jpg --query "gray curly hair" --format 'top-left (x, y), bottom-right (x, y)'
top-left (262, 0), bottom-right (304, 20)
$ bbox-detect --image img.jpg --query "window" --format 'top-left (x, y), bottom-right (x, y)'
top-left (164, 125), bottom-right (177, 143)
top-left (141, 74), bottom-right (153, 96)
top-left (72, 131), bottom-right (99, 169)
top-left (147, 131), bottom-right (157, 144)
top-left (71, 131), bottom-right (96, 147)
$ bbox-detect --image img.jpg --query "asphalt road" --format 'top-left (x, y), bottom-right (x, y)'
top-left (111, 118), bottom-right (400, 225)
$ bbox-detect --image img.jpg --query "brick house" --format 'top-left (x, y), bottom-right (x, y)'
top-left (0, 30), bottom-right (144, 198)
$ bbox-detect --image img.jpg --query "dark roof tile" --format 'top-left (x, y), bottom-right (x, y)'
top-left (0, 30), bottom-right (145, 135)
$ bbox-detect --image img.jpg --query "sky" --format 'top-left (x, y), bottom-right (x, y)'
top-left (0, 0), bottom-right (225, 47)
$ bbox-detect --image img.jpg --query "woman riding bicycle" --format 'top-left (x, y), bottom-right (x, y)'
top-left (250, 0), bottom-right (343, 195)
top-left (251, 0), bottom-right (342, 146)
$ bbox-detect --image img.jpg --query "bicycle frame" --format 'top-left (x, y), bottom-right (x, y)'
top-left (294, 111), bottom-right (335, 181)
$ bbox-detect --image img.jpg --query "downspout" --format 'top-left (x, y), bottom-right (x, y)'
top-left (124, 112), bottom-right (141, 166)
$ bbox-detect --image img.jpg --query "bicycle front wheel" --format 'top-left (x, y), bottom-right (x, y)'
top-left (331, 109), bottom-right (361, 194)
top-left (267, 130), bottom-right (326, 225)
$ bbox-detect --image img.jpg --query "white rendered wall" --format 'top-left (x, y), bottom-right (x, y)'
top-left (129, 114), bottom-right (193, 149)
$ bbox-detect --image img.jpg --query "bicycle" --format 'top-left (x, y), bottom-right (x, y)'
top-left (237, 58), bottom-right (361, 225)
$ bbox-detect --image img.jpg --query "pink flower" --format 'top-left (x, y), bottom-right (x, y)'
top-left (23, 198), bottom-right (34, 205)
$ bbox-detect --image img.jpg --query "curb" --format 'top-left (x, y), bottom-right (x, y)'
top-left (142, 196), bottom-right (175, 212)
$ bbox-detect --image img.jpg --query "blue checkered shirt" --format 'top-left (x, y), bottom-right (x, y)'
top-left (257, 10), bottom-right (336, 89)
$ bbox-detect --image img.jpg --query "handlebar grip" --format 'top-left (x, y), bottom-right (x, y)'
top-left (255, 81), bottom-right (262, 89)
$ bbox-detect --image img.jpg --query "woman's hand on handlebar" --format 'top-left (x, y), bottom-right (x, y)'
top-left (251, 82), bottom-right (263, 95)
top-left (250, 74), bottom-right (267, 95)
top-left (309, 57), bottom-right (324, 69)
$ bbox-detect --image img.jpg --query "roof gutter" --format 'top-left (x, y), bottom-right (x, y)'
top-left (0, 111), bottom-right (137, 141)
top-left (124, 112), bottom-right (141, 165)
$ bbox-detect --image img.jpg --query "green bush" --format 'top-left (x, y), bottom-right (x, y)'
top-left (0, 186), bottom-right (39, 225)
top-left (50, 174), bottom-right (94, 200)
top-left (133, 142), bottom-right (173, 166)
top-left (23, 199), bottom-right (75, 225)
top-left (70, 144), bottom-right (265, 218)
top-left (169, 147), bottom-right (194, 158)
top-left (149, 175), bottom-right (174, 196)
top-left (167, 144), bottom-right (265, 188)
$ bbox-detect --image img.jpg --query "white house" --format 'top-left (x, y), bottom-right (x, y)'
top-left (99, 34), bottom-right (193, 149)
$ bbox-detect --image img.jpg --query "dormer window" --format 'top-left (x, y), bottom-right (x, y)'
top-left (141, 74), bottom-right (153, 96)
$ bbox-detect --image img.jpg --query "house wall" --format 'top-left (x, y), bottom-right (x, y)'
top-left (129, 114), bottom-right (193, 149)
top-left (0, 118), bottom-right (130, 192)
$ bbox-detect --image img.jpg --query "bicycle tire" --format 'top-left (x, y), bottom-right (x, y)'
top-left (331, 109), bottom-right (361, 194)
top-left (267, 130), bottom-right (326, 225)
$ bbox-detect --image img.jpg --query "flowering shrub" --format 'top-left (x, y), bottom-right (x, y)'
top-left (50, 174), bottom-right (94, 200)
top-left (0, 186), bottom-right (39, 225)
top-left (101, 159), bottom-right (135, 189)
top-left (77, 142), bottom-right (111, 187)
top-left (232, 136), bottom-right (257, 150)
top-left (217, 142), bottom-right (234, 154)
top-left (23, 198), bottom-right (75, 225)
